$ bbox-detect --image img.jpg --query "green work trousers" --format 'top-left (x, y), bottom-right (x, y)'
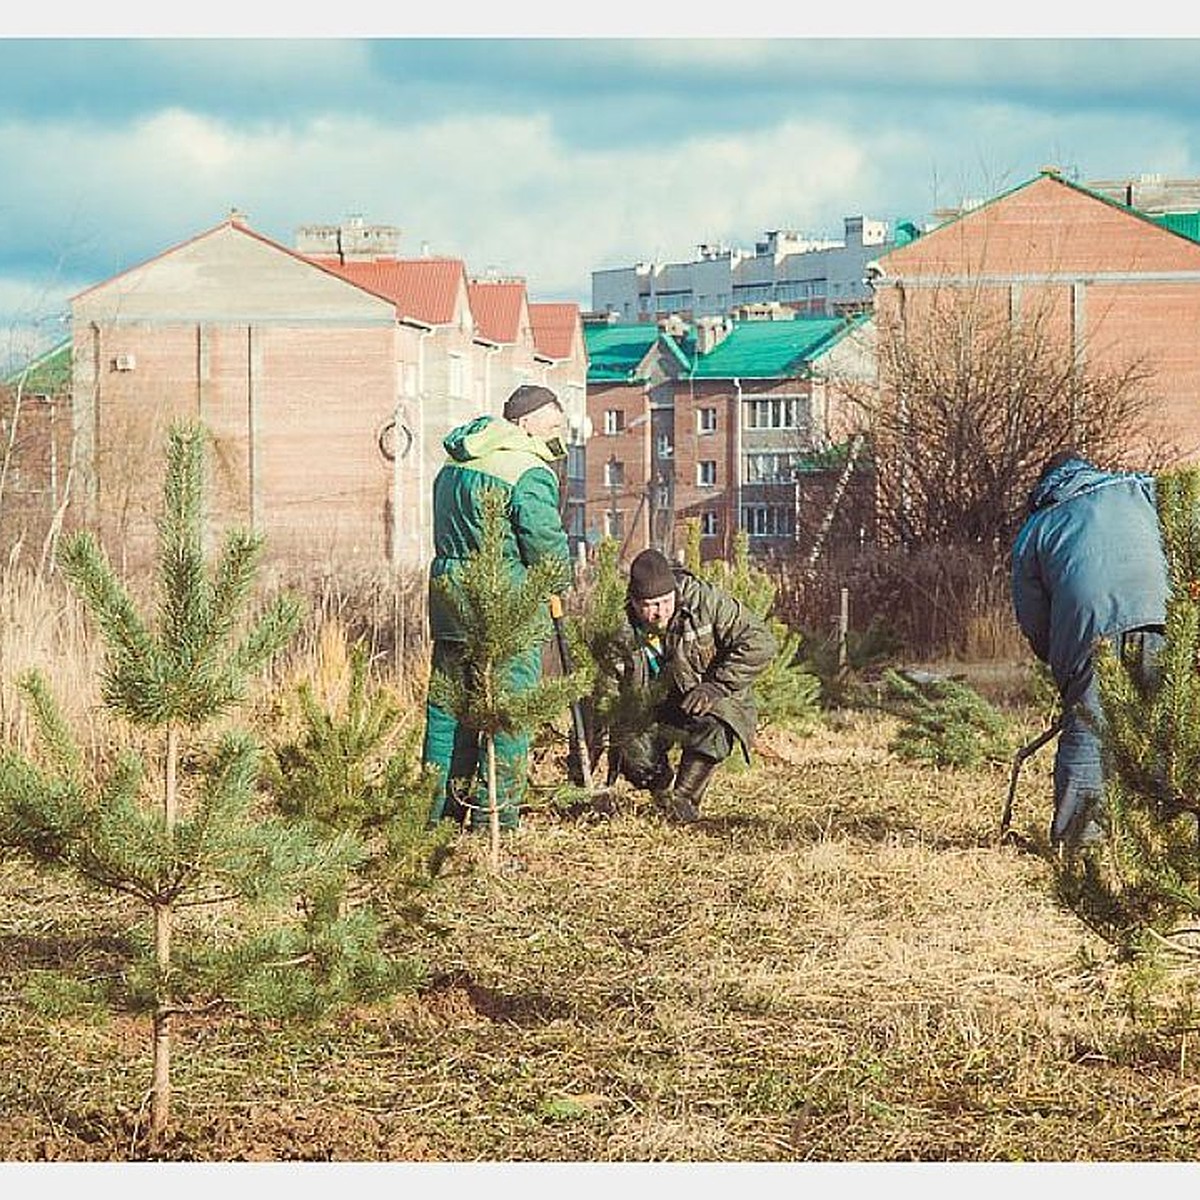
top-left (422, 639), bottom-right (543, 830)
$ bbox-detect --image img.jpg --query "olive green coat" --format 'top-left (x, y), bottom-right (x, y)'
top-left (610, 568), bottom-right (777, 758)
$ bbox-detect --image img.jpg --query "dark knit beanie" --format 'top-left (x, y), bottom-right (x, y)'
top-left (628, 549), bottom-right (677, 601)
top-left (503, 384), bottom-right (561, 423)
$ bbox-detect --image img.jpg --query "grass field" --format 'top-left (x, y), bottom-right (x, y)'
top-left (4, 698), bottom-right (1200, 1164)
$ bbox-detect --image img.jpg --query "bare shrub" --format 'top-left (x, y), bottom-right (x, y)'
top-left (851, 286), bottom-right (1173, 555)
top-left (774, 542), bottom-right (1021, 662)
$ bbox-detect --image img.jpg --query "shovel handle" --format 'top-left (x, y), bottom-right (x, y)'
top-left (547, 595), bottom-right (594, 791)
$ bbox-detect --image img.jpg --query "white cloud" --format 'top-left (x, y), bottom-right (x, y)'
top-left (0, 59), bottom-right (1199, 348)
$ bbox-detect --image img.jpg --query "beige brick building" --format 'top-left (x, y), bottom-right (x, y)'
top-left (68, 215), bottom-right (587, 572)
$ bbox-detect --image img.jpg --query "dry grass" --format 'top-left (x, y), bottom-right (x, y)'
top-left (3, 702), bottom-right (1200, 1162)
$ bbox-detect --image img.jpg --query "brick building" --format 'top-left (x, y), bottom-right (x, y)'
top-left (581, 319), bottom-right (688, 559)
top-left (1, 339), bottom-right (72, 561)
top-left (871, 168), bottom-right (1200, 467)
top-left (670, 313), bottom-right (874, 560)
top-left (67, 214), bottom-right (588, 572)
top-left (582, 310), bottom-right (875, 563)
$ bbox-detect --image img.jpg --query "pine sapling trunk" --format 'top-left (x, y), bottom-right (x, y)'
top-left (150, 722), bottom-right (180, 1147)
top-left (486, 733), bottom-right (500, 873)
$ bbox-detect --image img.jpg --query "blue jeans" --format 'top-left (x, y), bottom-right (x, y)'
top-left (1053, 627), bottom-right (1164, 848)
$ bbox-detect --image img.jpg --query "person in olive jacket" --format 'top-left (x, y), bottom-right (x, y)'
top-left (1011, 450), bottom-right (1168, 850)
top-left (422, 384), bottom-right (571, 831)
top-left (603, 548), bottom-right (777, 824)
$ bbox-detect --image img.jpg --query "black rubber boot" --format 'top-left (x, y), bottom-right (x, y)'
top-left (665, 752), bottom-right (719, 824)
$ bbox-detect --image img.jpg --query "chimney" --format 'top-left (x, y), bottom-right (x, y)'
top-left (695, 315), bottom-right (732, 354)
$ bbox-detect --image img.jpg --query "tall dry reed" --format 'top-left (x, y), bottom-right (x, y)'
top-left (0, 562), bottom-right (101, 751)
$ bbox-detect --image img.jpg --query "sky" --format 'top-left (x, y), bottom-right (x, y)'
top-left (1, 13), bottom-right (1198, 370)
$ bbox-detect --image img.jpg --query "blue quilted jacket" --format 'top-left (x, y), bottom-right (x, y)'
top-left (1011, 457), bottom-right (1168, 691)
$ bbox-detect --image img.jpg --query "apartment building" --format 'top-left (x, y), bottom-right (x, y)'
top-left (591, 216), bottom-right (894, 323)
top-left (68, 214), bottom-right (588, 572)
top-left (670, 313), bottom-right (874, 559)
top-left (529, 301), bottom-right (590, 548)
top-left (1, 338), bottom-right (72, 555)
top-left (582, 319), bottom-right (689, 558)
top-left (583, 310), bottom-right (875, 562)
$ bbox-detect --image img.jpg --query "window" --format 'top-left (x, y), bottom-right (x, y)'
top-left (604, 459), bottom-right (625, 487)
top-left (742, 505), bottom-right (794, 538)
top-left (604, 510), bottom-right (625, 538)
top-left (744, 452), bottom-right (800, 484)
top-left (744, 396), bottom-right (809, 430)
top-left (700, 511), bottom-right (719, 537)
top-left (604, 409), bottom-right (625, 435)
top-left (697, 460), bottom-right (717, 487)
top-left (568, 501), bottom-right (585, 538)
top-left (566, 445), bottom-right (585, 482)
top-left (654, 291), bottom-right (691, 313)
top-left (655, 433), bottom-right (673, 459)
top-left (696, 407), bottom-right (717, 435)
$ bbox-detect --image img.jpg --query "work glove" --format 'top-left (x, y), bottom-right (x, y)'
top-left (679, 681), bottom-right (725, 717)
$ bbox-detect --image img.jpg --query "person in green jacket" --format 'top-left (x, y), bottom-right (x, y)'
top-left (422, 384), bottom-right (572, 830)
top-left (601, 548), bottom-right (777, 824)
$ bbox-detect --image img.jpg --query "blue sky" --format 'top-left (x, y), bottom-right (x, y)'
top-left (1, 15), bottom-right (1198, 370)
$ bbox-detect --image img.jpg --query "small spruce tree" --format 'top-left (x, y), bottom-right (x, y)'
top-left (1066, 467), bottom-right (1200, 953)
top-left (567, 537), bottom-right (663, 783)
top-left (0, 420), bottom-right (359, 1150)
top-left (427, 486), bottom-right (583, 869)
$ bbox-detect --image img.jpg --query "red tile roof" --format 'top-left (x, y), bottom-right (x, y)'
top-left (315, 257), bottom-right (468, 326)
top-left (467, 279), bottom-right (527, 344)
top-left (529, 302), bottom-right (581, 361)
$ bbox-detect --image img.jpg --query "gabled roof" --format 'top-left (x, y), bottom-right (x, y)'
top-left (878, 168), bottom-right (1200, 274)
top-left (72, 215), bottom-right (403, 309)
top-left (467, 279), bottom-right (527, 344)
top-left (685, 316), bottom-right (860, 380)
top-left (583, 321), bottom-right (689, 383)
top-left (529, 302), bottom-right (581, 362)
top-left (313, 257), bottom-right (468, 326)
top-left (3, 337), bottom-right (71, 392)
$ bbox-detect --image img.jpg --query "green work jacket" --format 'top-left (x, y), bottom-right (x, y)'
top-left (428, 415), bottom-right (570, 641)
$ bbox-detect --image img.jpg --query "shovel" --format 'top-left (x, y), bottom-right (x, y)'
top-left (1000, 715), bottom-right (1063, 839)
top-left (548, 594), bottom-right (597, 796)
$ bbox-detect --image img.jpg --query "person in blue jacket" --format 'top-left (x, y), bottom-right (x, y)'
top-left (1011, 450), bottom-right (1169, 850)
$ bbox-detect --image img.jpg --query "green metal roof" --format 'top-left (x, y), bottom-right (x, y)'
top-left (583, 322), bottom-right (664, 383)
top-left (684, 315), bottom-right (860, 380)
top-left (3, 337), bottom-right (71, 392)
top-left (1150, 211), bottom-right (1200, 243)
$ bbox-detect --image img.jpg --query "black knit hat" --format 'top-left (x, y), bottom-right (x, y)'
top-left (503, 384), bottom-right (561, 423)
top-left (628, 549), bottom-right (677, 601)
